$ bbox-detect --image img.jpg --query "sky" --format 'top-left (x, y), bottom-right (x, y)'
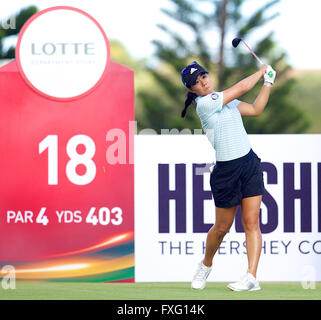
top-left (1, 0), bottom-right (320, 70)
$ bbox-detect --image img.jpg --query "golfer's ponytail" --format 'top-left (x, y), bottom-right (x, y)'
top-left (181, 92), bottom-right (197, 118)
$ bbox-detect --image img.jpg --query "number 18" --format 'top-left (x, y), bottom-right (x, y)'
top-left (39, 135), bottom-right (96, 185)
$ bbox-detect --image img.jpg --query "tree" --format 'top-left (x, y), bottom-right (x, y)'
top-left (0, 6), bottom-right (38, 59)
top-left (138, 0), bottom-right (310, 134)
top-left (109, 40), bottom-right (152, 128)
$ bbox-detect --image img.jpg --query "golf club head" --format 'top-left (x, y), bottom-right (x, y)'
top-left (232, 38), bottom-right (242, 48)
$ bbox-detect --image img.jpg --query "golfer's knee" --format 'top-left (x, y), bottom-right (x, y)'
top-left (242, 216), bottom-right (260, 232)
top-left (213, 224), bottom-right (230, 237)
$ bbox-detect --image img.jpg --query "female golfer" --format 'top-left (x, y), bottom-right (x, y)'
top-left (181, 61), bottom-right (276, 291)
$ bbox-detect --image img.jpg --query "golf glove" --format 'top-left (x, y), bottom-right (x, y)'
top-left (264, 65), bottom-right (276, 86)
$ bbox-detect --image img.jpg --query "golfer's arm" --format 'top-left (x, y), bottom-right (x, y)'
top-left (237, 84), bottom-right (271, 117)
top-left (222, 69), bottom-right (264, 106)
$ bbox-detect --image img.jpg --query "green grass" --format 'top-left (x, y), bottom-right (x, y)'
top-left (0, 281), bottom-right (320, 300)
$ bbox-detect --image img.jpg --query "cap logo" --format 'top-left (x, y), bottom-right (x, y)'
top-left (190, 68), bottom-right (197, 74)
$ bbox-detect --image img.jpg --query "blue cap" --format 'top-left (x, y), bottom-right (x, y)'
top-left (181, 61), bottom-right (208, 88)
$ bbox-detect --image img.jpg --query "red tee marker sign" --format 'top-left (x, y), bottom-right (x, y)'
top-left (0, 7), bottom-right (134, 281)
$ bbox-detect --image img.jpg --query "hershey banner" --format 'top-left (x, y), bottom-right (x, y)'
top-left (135, 134), bottom-right (321, 282)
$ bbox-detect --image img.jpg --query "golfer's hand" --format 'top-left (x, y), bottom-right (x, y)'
top-left (264, 65), bottom-right (276, 85)
top-left (259, 65), bottom-right (268, 77)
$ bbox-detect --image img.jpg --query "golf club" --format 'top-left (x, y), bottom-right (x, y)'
top-left (232, 37), bottom-right (264, 65)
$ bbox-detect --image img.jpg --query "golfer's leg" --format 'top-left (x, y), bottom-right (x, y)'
top-left (241, 195), bottom-right (262, 277)
top-left (203, 205), bottom-right (238, 267)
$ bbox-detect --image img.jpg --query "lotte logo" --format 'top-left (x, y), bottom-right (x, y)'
top-left (16, 6), bottom-right (110, 100)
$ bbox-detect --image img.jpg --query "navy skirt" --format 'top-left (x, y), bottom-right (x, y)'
top-left (210, 149), bottom-right (265, 208)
